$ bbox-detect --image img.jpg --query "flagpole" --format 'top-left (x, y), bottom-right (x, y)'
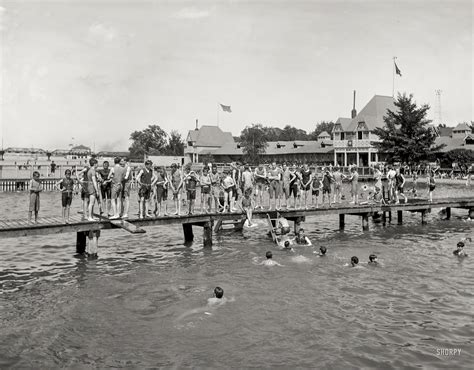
top-left (392, 56), bottom-right (396, 97)
top-left (217, 102), bottom-right (219, 127)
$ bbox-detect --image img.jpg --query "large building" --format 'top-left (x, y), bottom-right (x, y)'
top-left (185, 125), bottom-right (235, 163)
top-left (333, 95), bottom-right (396, 166)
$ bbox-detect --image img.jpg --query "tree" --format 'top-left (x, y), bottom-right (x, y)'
top-left (310, 121), bottom-right (335, 140)
top-left (372, 93), bottom-right (445, 166)
top-left (239, 124), bottom-right (268, 163)
top-left (439, 149), bottom-right (474, 168)
top-left (280, 125), bottom-right (309, 141)
top-left (129, 125), bottom-right (168, 159)
top-left (165, 130), bottom-right (185, 156)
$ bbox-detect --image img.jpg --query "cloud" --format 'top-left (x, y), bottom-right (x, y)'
top-left (0, 6), bottom-right (5, 31)
top-left (174, 7), bottom-right (211, 20)
top-left (88, 23), bottom-right (117, 42)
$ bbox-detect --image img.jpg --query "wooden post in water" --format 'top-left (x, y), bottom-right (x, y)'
top-left (382, 212), bottom-right (387, 226)
top-left (445, 207), bottom-right (451, 220)
top-left (397, 210), bottom-right (403, 224)
top-left (203, 221), bottom-right (213, 248)
top-left (76, 231), bottom-right (87, 254)
top-left (421, 210), bottom-right (427, 224)
top-left (388, 212), bottom-right (392, 222)
top-left (182, 223), bottom-right (194, 243)
top-left (339, 214), bottom-right (345, 230)
top-left (361, 214), bottom-right (369, 231)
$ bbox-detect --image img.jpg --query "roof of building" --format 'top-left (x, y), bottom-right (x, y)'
top-left (435, 135), bottom-right (474, 152)
top-left (438, 127), bottom-right (453, 137)
top-left (453, 122), bottom-right (472, 132)
top-left (318, 131), bottom-right (330, 138)
top-left (186, 125), bottom-right (234, 147)
top-left (346, 95), bottom-right (396, 132)
top-left (5, 147), bottom-right (46, 153)
top-left (333, 117), bottom-right (352, 132)
top-left (71, 145), bottom-right (91, 151)
top-left (201, 140), bottom-right (333, 156)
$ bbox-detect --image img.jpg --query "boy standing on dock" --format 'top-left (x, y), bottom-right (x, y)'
top-left (28, 171), bottom-right (43, 224)
top-left (109, 157), bottom-right (126, 220)
top-left (170, 163), bottom-right (183, 215)
top-left (137, 160), bottom-right (155, 219)
top-left (55, 169), bottom-right (74, 223)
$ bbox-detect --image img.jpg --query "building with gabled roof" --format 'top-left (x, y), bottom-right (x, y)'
top-left (185, 125), bottom-right (235, 163)
top-left (452, 122), bottom-right (472, 138)
top-left (317, 131), bottom-right (331, 141)
top-left (333, 95), bottom-right (396, 166)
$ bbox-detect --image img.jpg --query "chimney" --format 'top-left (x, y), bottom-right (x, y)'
top-left (351, 90), bottom-right (357, 119)
top-left (195, 119), bottom-right (199, 130)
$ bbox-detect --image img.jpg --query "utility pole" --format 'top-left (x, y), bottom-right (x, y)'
top-left (435, 90), bottom-right (442, 126)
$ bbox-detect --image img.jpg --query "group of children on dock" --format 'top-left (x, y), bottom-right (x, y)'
top-left (27, 157), bottom-right (441, 224)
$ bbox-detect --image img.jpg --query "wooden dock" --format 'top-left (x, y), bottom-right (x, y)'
top-left (1, 197), bottom-right (473, 253)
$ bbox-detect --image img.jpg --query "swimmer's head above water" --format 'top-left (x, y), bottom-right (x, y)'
top-left (319, 246), bottom-right (327, 255)
top-left (369, 254), bottom-right (377, 263)
top-left (214, 286), bottom-right (224, 299)
top-left (266, 251), bottom-right (273, 259)
top-left (284, 241), bottom-right (291, 249)
top-left (351, 256), bottom-right (359, 267)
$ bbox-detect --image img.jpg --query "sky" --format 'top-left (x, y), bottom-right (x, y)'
top-left (0, 0), bottom-right (472, 151)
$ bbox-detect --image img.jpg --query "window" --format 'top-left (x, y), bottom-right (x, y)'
top-left (358, 131), bottom-right (363, 140)
top-left (341, 132), bottom-right (345, 140)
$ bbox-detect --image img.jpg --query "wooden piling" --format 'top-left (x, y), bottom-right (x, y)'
top-left (339, 214), bottom-right (345, 230)
top-left (446, 207), bottom-right (451, 220)
top-left (421, 210), bottom-right (427, 224)
top-left (76, 231), bottom-right (87, 254)
top-left (203, 221), bottom-right (213, 247)
top-left (183, 223), bottom-right (194, 243)
top-left (361, 214), bottom-right (369, 231)
top-left (469, 208), bottom-right (474, 219)
top-left (397, 210), bottom-right (403, 224)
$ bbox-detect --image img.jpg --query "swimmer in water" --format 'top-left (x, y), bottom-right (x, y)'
top-left (368, 254), bottom-right (378, 265)
top-left (177, 286), bottom-right (233, 322)
top-left (280, 240), bottom-right (294, 252)
top-left (294, 228), bottom-right (312, 246)
top-left (317, 246), bottom-right (327, 256)
top-left (260, 251), bottom-right (283, 266)
top-left (344, 256), bottom-right (360, 267)
top-left (453, 240), bottom-right (469, 257)
top-left (207, 286), bottom-right (228, 306)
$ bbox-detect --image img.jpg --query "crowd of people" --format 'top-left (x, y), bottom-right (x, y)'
top-left (25, 156), bottom-right (470, 224)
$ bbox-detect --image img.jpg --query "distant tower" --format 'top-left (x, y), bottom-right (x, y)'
top-left (351, 90), bottom-right (357, 118)
top-left (435, 90), bottom-right (442, 126)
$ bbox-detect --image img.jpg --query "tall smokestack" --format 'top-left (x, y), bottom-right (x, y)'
top-left (195, 119), bottom-right (199, 130)
top-left (351, 90), bottom-right (357, 119)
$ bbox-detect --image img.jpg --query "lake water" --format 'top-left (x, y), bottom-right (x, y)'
top-left (1, 182), bottom-right (473, 368)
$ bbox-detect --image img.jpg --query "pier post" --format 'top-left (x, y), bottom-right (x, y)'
top-left (445, 207), bottom-right (451, 220)
top-left (183, 223), bottom-right (194, 243)
top-left (361, 214), bottom-right (369, 231)
top-left (382, 212), bottom-right (387, 226)
top-left (469, 208), bottom-right (474, 219)
top-left (388, 211), bottom-right (392, 222)
top-left (76, 231), bottom-right (87, 254)
top-left (397, 210), bottom-right (403, 224)
top-left (339, 214), bottom-right (345, 230)
top-left (421, 210), bottom-right (427, 224)
top-left (203, 221), bottom-right (213, 248)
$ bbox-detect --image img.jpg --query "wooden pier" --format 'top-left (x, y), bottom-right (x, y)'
top-left (0, 197), bottom-right (473, 253)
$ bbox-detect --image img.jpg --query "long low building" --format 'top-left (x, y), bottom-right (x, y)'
top-left (200, 140), bottom-right (334, 164)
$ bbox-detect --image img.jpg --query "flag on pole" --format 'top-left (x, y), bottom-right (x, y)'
top-left (220, 103), bottom-right (232, 113)
top-left (394, 61), bottom-right (402, 76)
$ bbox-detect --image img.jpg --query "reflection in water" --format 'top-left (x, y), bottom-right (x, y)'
top-left (0, 187), bottom-right (473, 368)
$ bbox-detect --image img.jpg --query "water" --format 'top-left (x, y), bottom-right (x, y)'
top-left (1, 183), bottom-right (473, 368)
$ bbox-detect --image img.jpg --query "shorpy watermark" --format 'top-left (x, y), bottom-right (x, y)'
top-left (436, 348), bottom-right (462, 356)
